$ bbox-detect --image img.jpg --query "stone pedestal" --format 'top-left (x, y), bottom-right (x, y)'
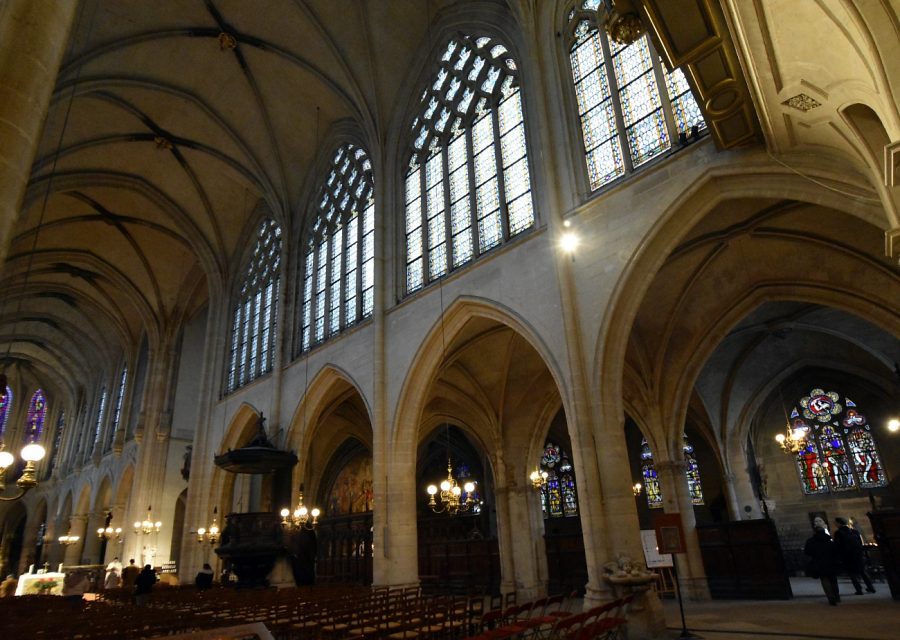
top-left (604, 573), bottom-right (666, 640)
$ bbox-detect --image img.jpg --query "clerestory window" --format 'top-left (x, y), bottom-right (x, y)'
top-left (298, 143), bottom-right (374, 353)
top-left (106, 365), bottom-right (127, 452)
top-left (227, 219), bottom-right (282, 393)
top-left (567, 2), bottom-right (706, 191)
top-left (404, 33), bottom-right (535, 295)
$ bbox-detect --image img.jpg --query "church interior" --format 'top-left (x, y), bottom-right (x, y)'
top-left (1, 0), bottom-right (899, 638)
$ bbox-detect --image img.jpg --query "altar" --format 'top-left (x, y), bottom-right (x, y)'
top-left (14, 572), bottom-right (66, 596)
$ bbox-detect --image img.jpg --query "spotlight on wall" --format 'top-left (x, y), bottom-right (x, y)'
top-left (560, 232), bottom-right (579, 256)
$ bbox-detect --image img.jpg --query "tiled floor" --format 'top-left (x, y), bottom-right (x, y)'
top-left (660, 577), bottom-right (899, 639)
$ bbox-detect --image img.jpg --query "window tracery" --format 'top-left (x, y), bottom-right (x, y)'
top-left (539, 442), bottom-right (579, 518)
top-left (299, 143), bottom-right (374, 353)
top-left (792, 389), bottom-right (886, 494)
top-left (227, 219), bottom-right (281, 392)
top-left (567, 3), bottom-right (705, 191)
top-left (405, 33), bottom-right (535, 294)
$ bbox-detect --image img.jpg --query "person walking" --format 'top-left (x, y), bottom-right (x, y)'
top-left (804, 523), bottom-right (841, 605)
top-left (134, 564), bottom-right (157, 606)
top-left (833, 517), bottom-right (876, 594)
top-left (104, 567), bottom-right (120, 590)
top-left (121, 558), bottom-right (140, 589)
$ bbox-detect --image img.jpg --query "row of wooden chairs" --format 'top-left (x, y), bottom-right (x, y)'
top-left (465, 594), bottom-right (632, 640)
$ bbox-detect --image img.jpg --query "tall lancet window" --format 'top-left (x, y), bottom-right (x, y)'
top-left (404, 33), bottom-right (535, 294)
top-left (26, 389), bottom-right (48, 441)
top-left (92, 388), bottom-right (107, 447)
top-left (106, 366), bottom-right (127, 452)
top-left (538, 442), bottom-right (579, 518)
top-left (567, 1), bottom-right (705, 191)
top-left (299, 143), bottom-right (374, 353)
top-left (227, 219), bottom-right (282, 392)
top-left (0, 387), bottom-right (12, 438)
top-left (49, 410), bottom-right (65, 472)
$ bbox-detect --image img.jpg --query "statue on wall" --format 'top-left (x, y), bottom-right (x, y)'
top-left (181, 445), bottom-right (192, 481)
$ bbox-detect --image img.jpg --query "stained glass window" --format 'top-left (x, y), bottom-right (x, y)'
top-left (92, 388), bottom-right (107, 447)
top-left (568, 5), bottom-right (706, 191)
top-left (539, 442), bottom-right (579, 518)
top-left (682, 434), bottom-right (704, 505)
top-left (640, 434), bottom-right (704, 508)
top-left (640, 438), bottom-right (663, 509)
top-left (0, 387), bottom-right (12, 438)
top-left (106, 366), bottom-right (127, 452)
top-left (404, 33), bottom-right (535, 294)
top-left (299, 144), bottom-right (374, 353)
top-left (49, 410), bottom-right (65, 472)
top-left (25, 389), bottom-right (47, 441)
top-left (227, 219), bottom-right (281, 392)
top-left (793, 389), bottom-right (887, 494)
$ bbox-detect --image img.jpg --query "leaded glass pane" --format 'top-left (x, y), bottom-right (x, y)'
top-left (93, 389), bottom-right (107, 445)
top-left (665, 67), bottom-right (705, 136)
top-left (847, 427), bottom-right (886, 488)
top-left (568, 15), bottom-right (705, 191)
top-left (405, 32), bottom-right (534, 293)
top-left (0, 387), bottom-right (11, 439)
top-left (791, 390), bottom-right (888, 495)
top-left (507, 195), bottom-right (534, 236)
top-left (539, 443), bottom-right (579, 519)
top-left (682, 434), bottom-right (704, 505)
top-left (299, 143), bottom-right (375, 353)
top-left (229, 219), bottom-right (281, 391)
top-left (641, 439), bottom-right (663, 509)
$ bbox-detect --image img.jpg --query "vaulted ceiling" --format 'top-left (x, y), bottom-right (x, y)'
top-left (1, 0), bottom-right (454, 404)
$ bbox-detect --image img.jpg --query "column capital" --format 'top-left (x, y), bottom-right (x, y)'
top-left (655, 459), bottom-right (688, 474)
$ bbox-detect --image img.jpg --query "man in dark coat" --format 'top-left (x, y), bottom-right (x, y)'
top-left (833, 517), bottom-right (876, 594)
top-left (804, 524), bottom-right (841, 605)
top-left (134, 564), bottom-right (158, 606)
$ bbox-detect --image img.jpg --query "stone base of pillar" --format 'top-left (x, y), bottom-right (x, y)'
top-left (623, 589), bottom-right (666, 640)
top-left (679, 575), bottom-right (710, 601)
top-left (514, 583), bottom-right (543, 603)
top-left (268, 555), bottom-right (295, 589)
top-left (583, 579), bottom-right (616, 606)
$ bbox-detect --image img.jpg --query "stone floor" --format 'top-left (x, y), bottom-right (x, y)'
top-left (660, 577), bottom-right (899, 639)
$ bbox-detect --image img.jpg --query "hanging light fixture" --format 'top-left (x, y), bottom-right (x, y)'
top-left (197, 507), bottom-right (221, 544)
top-left (774, 389), bottom-right (808, 454)
top-left (632, 482), bottom-right (643, 496)
top-left (133, 505), bottom-right (162, 535)
top-left (280, 485), bottom-right (320, 530)
top-left (426, 458), bottom-right (477, 515)
top-left (529, 467), bottom-right (548, 489)
top-left (58, 520), bottom-right (80, 547)
top-left (0, 441), bottom-right (46, 501)
top-left (97, 525), bottom-right (123, 542)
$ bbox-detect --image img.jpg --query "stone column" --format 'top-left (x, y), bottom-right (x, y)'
top-left (656, 460), bottom-right (710, 600)
top-left (81, 510), bottom-right (106, 564)
top-left (63, 514), bottom-right (87, 566)
top-left (0, 0), bottom-right (78, 262)
top-left (374, 426), bottom-right (418, 586)
top-left (502, 482), bottom-right (545, 601)
top-left (492, 481), bottom-right (518, 598)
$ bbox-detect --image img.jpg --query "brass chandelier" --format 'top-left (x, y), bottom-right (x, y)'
top-left (280, 486), bottom-right (321, 530)
top-left (426, 458), bottom-right (476, 516)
